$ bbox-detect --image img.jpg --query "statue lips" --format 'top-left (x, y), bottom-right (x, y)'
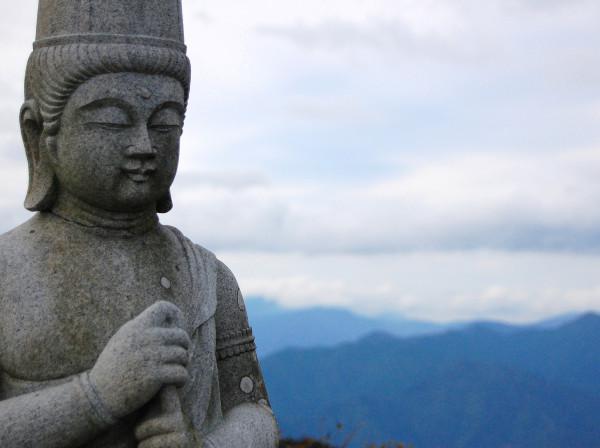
top-left (121, 166), bottom-right (157, 183)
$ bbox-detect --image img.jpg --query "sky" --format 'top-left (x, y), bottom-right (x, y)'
top-left (1, 0), bottom-right (600, 323)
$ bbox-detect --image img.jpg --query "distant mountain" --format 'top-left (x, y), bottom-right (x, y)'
top-left (246, 297), bottom-right (285, 318)
top-left (533, 311), bottom-right (583, 329)
top-left (246, 297), bottom-right (448, 356)
top-left (463, 312), bottom-right (584, 334)
top-left (262, 313), bottom-right (600, 448)
top-left (247, 297), bottom-right (586, 357)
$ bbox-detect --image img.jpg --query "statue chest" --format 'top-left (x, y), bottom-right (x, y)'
top-left (0, 231), bottom-right (194, 381)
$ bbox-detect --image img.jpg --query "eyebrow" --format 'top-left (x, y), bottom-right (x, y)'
top-left (78, 98), bottom-right (133, 114)
top-left (77, 98), bottom-right (186, 119)
top-left (153, 101), bottom-right (186, 115)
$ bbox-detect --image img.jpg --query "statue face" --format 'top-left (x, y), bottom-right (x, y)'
top-left (53, 73), bottom-right (185, 212)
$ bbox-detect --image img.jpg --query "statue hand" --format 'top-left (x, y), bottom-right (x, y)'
top-left (135, 386), bottom-right (194, 448)
top-left (89, 301), bottom-right (191, 419)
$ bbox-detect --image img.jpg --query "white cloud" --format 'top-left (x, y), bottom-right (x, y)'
top-left (165, 148), bottom-right (600, 253)
top-left (219, 250), bottom-right (600, 323)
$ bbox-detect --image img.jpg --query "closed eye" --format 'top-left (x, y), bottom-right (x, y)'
top-left (150, 105), bottom-right (183, 134)
top-left (86, 122), bottom-right (131, 131)
top-left (79, 101), bottom-right (133, 130)
top-left (149, 124), bottom-right (181, 133)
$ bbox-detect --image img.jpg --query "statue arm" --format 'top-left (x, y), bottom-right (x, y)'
top-left (0, 372), bottom-right (112, 447)
top-left (202, 260), bottom-right (279, 448)
top-left (0, 300), bottom-right (191, 448)
top-left (0, 296), bottom-right (110, 446)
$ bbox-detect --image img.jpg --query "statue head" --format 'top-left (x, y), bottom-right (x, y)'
top-left (20, 0), bottom-right (191, 213)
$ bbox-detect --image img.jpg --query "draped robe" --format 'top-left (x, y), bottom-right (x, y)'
top-left (0, 212), bottom-right (272, 446)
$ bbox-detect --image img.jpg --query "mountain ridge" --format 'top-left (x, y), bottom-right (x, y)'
top-left (262, 312), bottom-right (600, 448)
top-left (247, 296), bottom-right (590, 357)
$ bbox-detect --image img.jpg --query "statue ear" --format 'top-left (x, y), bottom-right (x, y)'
top-left (20, 100), bottom-right (57, 211)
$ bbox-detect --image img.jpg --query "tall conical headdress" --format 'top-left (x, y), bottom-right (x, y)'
top-left (35, 0), bottom-right (186, 51)
top-left (27, 0), bottom-right (191, 135)
top-left (23, 0), bottom-right (190, 212)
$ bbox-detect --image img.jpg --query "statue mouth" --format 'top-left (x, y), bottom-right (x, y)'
top-left (121, 167), bottom-right (156, 183)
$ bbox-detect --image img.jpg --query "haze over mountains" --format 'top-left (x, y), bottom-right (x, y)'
top-left (247, 297), bottom-right (452, 356)
top-left (247, 297), bottom-right (581, 356)
top-left (255, 303), bottom-right (600, 448)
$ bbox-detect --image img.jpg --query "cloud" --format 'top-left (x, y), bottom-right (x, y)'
top-left (165, 148), bottom-right (600, 254)
top-left (220, 250), bottom-right (600, 323)
top-left (256, 18), bottom-right (475, 63)
top-left (507, 0), bottom-right (594, 12)
top-left (174, 170), bottom-right (269, 191)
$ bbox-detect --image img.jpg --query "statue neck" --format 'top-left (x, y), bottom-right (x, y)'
top-left (51, 192), bottom-right (159, 235)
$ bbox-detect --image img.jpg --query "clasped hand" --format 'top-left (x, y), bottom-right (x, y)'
top-left (135, 386), bottom-right (194, 448)
top-left (88, 301), bottom-right (195, 446)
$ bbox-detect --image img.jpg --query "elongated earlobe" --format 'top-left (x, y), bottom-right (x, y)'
top-left (20, 100), bottom-right (57, 211)
top-left (156, 191), bottom-right (173, 213)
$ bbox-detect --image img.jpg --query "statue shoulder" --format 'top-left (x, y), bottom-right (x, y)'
top-left (214, 259), bottom-right (251, 337)
top-left (212, 258), bottom-right (273, 414)
top-left (0, 215), bottom-right (48, 313)
top-left (0, 215), bottom-right (44, 272)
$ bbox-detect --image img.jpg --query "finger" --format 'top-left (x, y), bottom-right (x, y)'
top-left (158, 365), bottom-right (189, 387)
top-left (138, 432), bottom-right (189, 448)
top-left (158, 346), bottom-right (189, 366)
top-left (147, 327), bottom-right (191, 350)
top-left (135, 387), bottom-right (184, 437)
top-left (159, 386), bottom-right (182, 415)
top-left (135, 415), bottom-right (179, 441)
top-left (137, 301), bottom-right (184, 329)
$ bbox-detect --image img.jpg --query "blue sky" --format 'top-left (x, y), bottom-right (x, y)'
top-left (1, 0), bottom-right (600, 322)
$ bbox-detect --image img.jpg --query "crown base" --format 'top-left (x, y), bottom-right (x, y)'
top-left (34, 33), bottom-right (186, 52)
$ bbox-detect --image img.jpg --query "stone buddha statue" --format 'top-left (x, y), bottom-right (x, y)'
top-left (0, 1), bottom-right (278, 447)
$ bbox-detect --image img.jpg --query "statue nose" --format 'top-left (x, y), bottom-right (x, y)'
top-left (125, 126), bottom-right (157, 159)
